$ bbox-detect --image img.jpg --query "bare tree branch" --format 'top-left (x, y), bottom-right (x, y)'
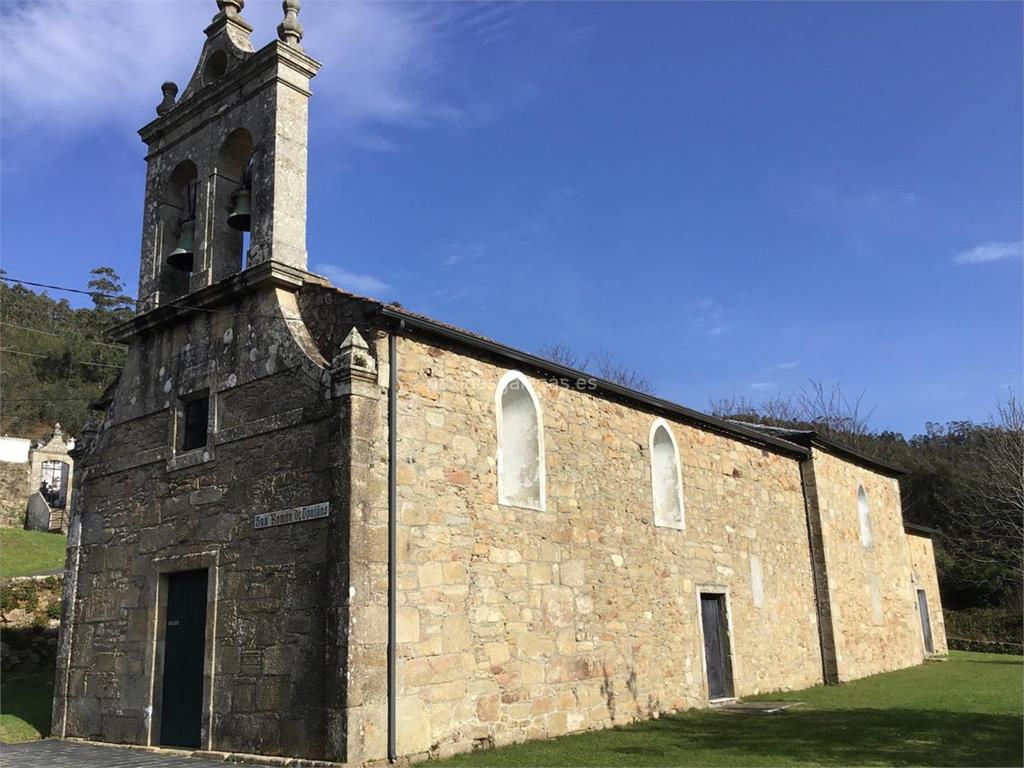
top-left (537, 344), bottom-right (655, 395)
top-left (537, 343), bottom-right (589, 372)
top-left (593, 350), bottom-right (655, 395)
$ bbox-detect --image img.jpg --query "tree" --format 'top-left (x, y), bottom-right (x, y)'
top-left (537, 343), bottom-right (656, 395)
top-left (910, 395), bottom-right (1023, 606)
top-left (593, 351), bottom-right (655, 395)
top-left (87, 266), bottom-right (134, 315)
top-left (709, 380), bottom-right (875, 451)
top-left (0, 268), bottom-right (129, 437)
top-left (537, 343), bottom-right (588, 371)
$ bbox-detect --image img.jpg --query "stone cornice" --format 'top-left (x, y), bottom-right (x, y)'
top-left (108, 261), bottom-right (329, 342)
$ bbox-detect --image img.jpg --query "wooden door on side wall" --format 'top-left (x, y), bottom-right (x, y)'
top-left (700, 593), bottom-right (735, 700)
top-left (160, 569), bottom-right (209, 748)
top-left (917, 589), bottom-right (935, 654)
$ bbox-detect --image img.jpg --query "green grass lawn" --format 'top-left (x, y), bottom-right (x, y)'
top-left (437, 652), bottom-right (1023, 767)
top-left (0, 672), bottom-right (53, 744)
top-left (1, 651), bottom-right (1020, 763)
top-left (0, 528), bottom-right (67, 578)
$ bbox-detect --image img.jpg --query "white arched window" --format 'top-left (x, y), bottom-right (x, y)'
top-left (495, 371), bottom-right (545, 510)
top-left (650, 419), bottom-right (685, 529)
top-left (857, 484), bottom-right (874, 548)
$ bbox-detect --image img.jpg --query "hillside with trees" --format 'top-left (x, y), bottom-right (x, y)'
top-left (711, 384), bottom-right (1022, 653)
top-left (0, 268), bottom-right (131, 439)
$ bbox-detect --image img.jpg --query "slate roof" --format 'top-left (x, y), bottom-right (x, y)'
top-left (726, 421), bottom-right (909, 477)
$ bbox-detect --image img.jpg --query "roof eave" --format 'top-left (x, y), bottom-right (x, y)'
top-left (904, 521), bottom-right (941, 538)
top-left (807, 435), bottom-right (909, 478)
top-left (380, 306), bottom-right (809, 460)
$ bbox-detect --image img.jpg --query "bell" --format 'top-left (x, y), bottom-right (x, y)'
top-left (227, 184), bottom-right (251, 231)
top-left (166, 218), bottom-right (195, 272)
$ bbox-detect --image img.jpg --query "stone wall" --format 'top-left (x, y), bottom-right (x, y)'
top-left (0, 460), bottom-right (29, 528)
top-left (906, 532), bottom-right (948, 655)
top-left (389, 332), bottom-right (825, 760)
top-left (810, 448), bottom-right (922, 681)
top-left (53, 282), bottom-right (348, 761)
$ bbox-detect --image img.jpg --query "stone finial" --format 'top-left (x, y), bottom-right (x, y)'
top-left (156, 82), bottom-right (178, 117)
top-left (52, 422), bottom-right (63, 439)
top-left (277, 0), bottom-right (304, 48)
top-left (332, 327), bottom-right (375, 374)
top-left (217, 0), bottom-right (244, 18)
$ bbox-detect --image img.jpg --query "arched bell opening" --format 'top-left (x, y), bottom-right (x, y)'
top-left (202, 49), bottom-right (228, 86)
top-left (159, 160), bottom-right (199, 299)
top-left (211, 127), bottom-right (255, 279)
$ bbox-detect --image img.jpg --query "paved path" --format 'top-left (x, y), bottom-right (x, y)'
top-left (1, 740), bottom-right (229, 767)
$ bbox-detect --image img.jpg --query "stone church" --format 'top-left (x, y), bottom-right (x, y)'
top-left (52, 2), bottom-right (947, 763)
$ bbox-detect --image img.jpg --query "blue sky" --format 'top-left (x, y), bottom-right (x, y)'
top-left (1, 1), bottom-right (1020, 436)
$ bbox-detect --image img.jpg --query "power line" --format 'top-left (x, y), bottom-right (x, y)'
top-left (1, 277), bottom-right (134, 302)
top-left (0, 348), bottom-right (123, 369)
top-left (1, 396), bottom-right (99, 403)
top-left (1, 322), bottom-right (127, 351)
top-left (1, 276), bottom-right (310, 324)
top-left (1, 276), bottom-right (333, 393)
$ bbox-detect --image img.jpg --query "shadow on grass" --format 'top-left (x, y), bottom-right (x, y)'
top-left (0, 676), bottom-right (54, 741)
top-left (440, 707), bottom-right (1023, 767)
top-left (1, 626), bottom-right (56, 742)
top-left (625, 707), bottom-right (1023, 767)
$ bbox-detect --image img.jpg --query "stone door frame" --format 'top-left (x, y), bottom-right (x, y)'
top-left (145, 549), bottom-right (220, 751)
top-left (694, 584), bottom-right (739, 704)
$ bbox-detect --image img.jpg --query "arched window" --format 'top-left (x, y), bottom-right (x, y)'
top-left (857, 484), bottom-right (874, 548)
top-left (650, 419), bottom-right (685, 529)
top-left (495, 371), bottom-right (545, 510)
top-left (39, 460), bottom-right (69, 509)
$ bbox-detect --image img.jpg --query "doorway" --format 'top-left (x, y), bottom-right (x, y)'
top-left (917, 589), bottom-right (934, 654)
top-left (160, 569), bottom-right (209, 748)
top-left (700, 592), bottom-right (735, 700)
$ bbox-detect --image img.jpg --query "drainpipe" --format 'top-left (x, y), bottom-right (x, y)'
top-left (387, 324), bottom-right (402, 762)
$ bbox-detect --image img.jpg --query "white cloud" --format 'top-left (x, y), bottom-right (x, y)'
top-left (951, 240), bottom-right (1024, 266)
top-left (750, 382), bottom-right (777, 391)
top-left (761, 360), bottom-right (800, 374)
top-left (440, 242), bottom-right (486, 267)
top-left (0, 1), bottom-right (491, 148)
top-left (314, 264), bottom-right (392, 297)
top-left (708, 326), bottom-right (727, 337)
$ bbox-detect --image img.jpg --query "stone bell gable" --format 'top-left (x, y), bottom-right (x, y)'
top-left (136, 0), bottom-right (319, 310)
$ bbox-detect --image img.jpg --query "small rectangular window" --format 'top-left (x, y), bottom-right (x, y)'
top-left (182, 395), bottom-right (209, 452)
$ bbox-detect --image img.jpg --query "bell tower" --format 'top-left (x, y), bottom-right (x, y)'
top-left (136, 0), bottom-right (320, 311)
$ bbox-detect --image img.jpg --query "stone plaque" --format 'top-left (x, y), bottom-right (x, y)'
top-left (254, 501), bottom-right (329, 530)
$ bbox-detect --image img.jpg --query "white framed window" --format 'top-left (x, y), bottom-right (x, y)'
top-left (649, 419), bottom-right (685, 529)
top-left (857, 484), bottom-right (874, 549)
top-left (495, 371), bottom-right (545, 510)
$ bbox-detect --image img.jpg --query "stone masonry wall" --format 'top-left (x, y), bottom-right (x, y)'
top-left (811, 448), bottom-right (922, 681)
top-left (390, 333), bottom-right (824, 760)
top-left (907, 533), bottom-right (948, 655)
top-left (0, 460), bottom-right (29, 528)
top-left (55, 285), bottom-right (345, 761)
